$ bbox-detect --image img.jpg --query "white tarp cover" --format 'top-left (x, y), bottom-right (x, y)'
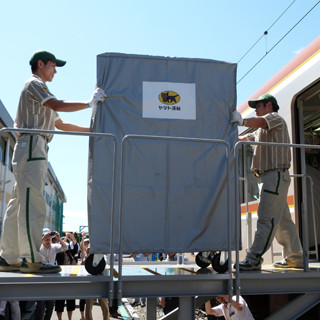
top-left (88, 53), bottom-right (238, 254)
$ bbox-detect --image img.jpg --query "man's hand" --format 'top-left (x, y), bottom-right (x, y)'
top-left (231, 111), bottom-right (243, 126)
top-left (66, 232), bottom-right (73, 239)
top-left (53, 231), bottom-right (61, 241)
top-left (88, 87), bottom-right (107, 108)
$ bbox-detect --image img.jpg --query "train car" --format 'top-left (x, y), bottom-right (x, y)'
top-left (238, 35), bottom-right (320, 263)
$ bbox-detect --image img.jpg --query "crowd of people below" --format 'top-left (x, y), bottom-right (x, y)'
top-left (0, 229), bottom-right (120, 320)
top-left (0, 229), bottom-right (211, 320)
top-left (1, 228), bottom-right (255, 320)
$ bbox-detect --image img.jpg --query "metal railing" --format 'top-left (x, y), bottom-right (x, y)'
top-left (234, 140), bottom-right (320, 298)
top-left (117, 134), bottom-right (233, 300)
top-left (1, 128), bottom-right (320, 316)
top-left (0, 127), bottom-right (118, 302)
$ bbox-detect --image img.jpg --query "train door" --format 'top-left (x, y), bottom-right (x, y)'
top-left (293, 79), bottom-right (320, 260)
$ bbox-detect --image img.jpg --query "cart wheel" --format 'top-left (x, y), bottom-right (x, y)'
top-left (195, 252), bottom-right (211, 268)
top-left (85, 254), bottom-right (106, 275)
top-left (212, 252), bottom-right (228, 273)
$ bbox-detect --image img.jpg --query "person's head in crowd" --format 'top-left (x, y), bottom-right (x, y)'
top-left (42, 232), bottom-right (53, 248)
top-left (61, 236), bottom-right (68, 243)
top-left (42, 230), bottom-right (58, 247)
top-left (167, 253), bottom-right (176, 261)
top-left (215, 296), bottom-right (229, 306)
top-left (84, 238), bottom-right (90, 255)
top-left (66, 231), bottom-right (78, 243)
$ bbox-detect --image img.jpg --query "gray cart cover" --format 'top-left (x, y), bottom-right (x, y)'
top-left (88, 53), bottom-right (238, 254)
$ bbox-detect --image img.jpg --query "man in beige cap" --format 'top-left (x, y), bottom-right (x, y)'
top-left (231, 93), bottom-right (303, 271)
top-left (0, 50), bottom-right (106, 273)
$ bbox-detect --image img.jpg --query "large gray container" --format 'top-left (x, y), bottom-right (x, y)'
top-left (88, 53), bottom-right (238, 254)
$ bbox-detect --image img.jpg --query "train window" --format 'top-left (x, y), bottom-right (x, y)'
top-left (295, 79), bottom-right (320, 253)
top-left (296, 80), bottom-right (320, 170)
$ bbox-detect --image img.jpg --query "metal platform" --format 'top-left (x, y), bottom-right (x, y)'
top-left (1, 262), bottom-right (320, 301)
top-left (1, 130), bottom-right (320, 318)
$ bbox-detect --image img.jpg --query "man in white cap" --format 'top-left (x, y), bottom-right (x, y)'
top-left (0, 50), bottom-right (106, 273)
top-left (231, 93), bottom-right (303, 271)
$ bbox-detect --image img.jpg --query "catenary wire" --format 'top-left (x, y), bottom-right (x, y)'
top-left (237, 0), bottom-right (320, 84)
top-left (237, 0), bottom-right (296, 64)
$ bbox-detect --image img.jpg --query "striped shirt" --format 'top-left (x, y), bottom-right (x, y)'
top-left (243, 112), bottom-right (291, 175)
top-left (15, 74), bottom-right (60, 142)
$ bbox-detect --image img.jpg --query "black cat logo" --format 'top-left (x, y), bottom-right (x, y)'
top-left (159, 91), bottom-right (181, 105)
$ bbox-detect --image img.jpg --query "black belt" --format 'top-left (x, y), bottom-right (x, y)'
top-left (19, 133), bottom-right (49, 143)
top-left (254, 167), bottom-right (288, 178)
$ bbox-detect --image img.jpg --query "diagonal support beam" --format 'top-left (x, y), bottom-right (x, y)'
top-left (266, 293), bottom-right (320, 320)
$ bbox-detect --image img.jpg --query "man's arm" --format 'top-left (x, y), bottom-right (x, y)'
top-left (44, 87), bottom-right (106, 112)
top-left (205, 301), bottom-right (220, 316)
top-left (238, 135), bottom-right (247, 141)
top-left (44, 98), bottom-right (89, 112)
top-left (55, 118), bottom-right (89, 132)
top-left (242, 117), bottom-right (268, 129)
top-left (53, 231), bottom-right (68, 250)
top-left (66, 232), bottom-right (78, 247)
top-left (231, 111), bottom-right (268, 129)
top-left (80, 232), bottom-right (86, 260)
top-left (230, 297), bottom-right (243, 312)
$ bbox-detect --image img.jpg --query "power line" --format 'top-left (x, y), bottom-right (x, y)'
top-left (237, 0), bottom-right (320, 84)
top-left (237, 0), bottom-right (296, 64)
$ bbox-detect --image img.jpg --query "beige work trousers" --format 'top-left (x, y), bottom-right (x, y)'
top-left (0, 134), bottom-right (48, 264)
top-left (246, 170), bottom-right (303, 265)
top-left (85, 299), bottom-right (110, 320)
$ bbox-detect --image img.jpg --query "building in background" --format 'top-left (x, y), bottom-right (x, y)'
top-left (0, 99), bottom-right (66, 236)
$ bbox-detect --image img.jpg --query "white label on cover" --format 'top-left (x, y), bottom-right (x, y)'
top-left (143, 81), bottom-right (196, 120)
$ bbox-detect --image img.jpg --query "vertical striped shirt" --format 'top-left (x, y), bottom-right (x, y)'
top-left (14, 74), bottom-right (60, 142)
top-left (243, 112), bottom-right (291, 175)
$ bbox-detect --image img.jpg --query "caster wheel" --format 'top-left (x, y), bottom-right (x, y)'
top-left (212, 252), bottom-right (228, 273)
top-left (85, 254), bottom-right (106, 275)
top-left (195, 252), bottom-right (211, 268)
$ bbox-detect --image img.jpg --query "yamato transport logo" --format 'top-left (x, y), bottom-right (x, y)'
top-left (158, 90), bottom-right (181, 105)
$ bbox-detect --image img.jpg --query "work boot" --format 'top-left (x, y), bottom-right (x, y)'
top-left (234, 259), bottom-right (261, 271)
top-left (20, 258), bottom-right (61, 273)
top-left (273, 259), bottom-right (303, 269)
top-left (0, 256), bottom-right (21, 272)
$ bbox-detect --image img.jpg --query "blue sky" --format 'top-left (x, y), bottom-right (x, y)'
top-left (0, 0), bottom-right (319, 231)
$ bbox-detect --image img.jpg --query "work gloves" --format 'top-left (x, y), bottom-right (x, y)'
top-left (231, 110), bottom-right (243, 126)
top-left (88, 88), bottom-right (107, 108)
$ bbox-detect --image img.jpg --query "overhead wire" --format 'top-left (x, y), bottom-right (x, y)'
top-left (237, 0), bottom-right (320, 84)
top-left (237, 0), bottom-right (296, 65)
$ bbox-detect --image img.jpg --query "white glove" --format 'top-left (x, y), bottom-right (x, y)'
top-left (88, 88), bottom-right (107, 108)
top-left (231, 111), bottom-right (243, 126)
